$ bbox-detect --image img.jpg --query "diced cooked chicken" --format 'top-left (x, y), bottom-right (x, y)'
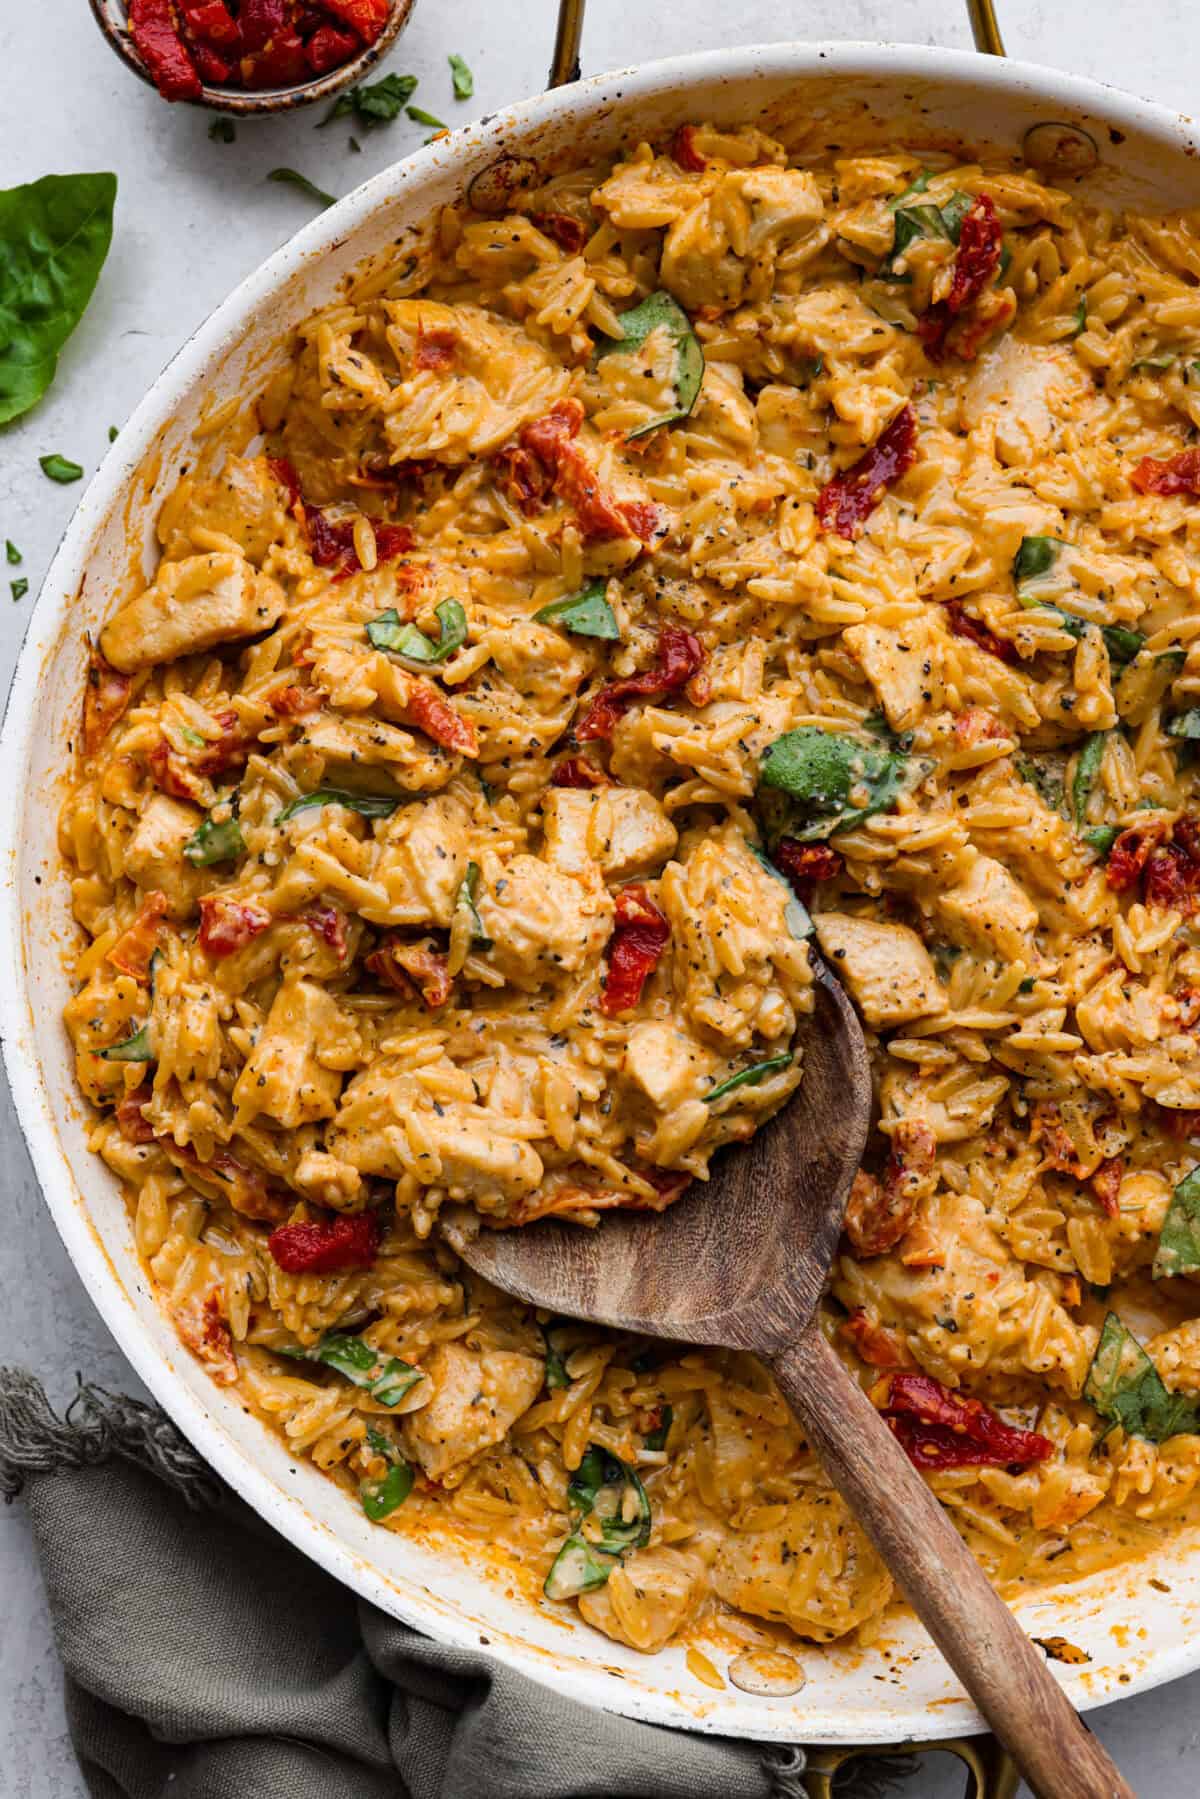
top-left (814, 914), bottom-right (946, 1028)
top-left (660, 168), bottom-right (824, 312)
top-left (371, 794), bottom-right (472, 927)
top-left (622, 1020), bottom-right (713, 1111)
top-left (843, 612), bottom-right (942, 733)
top-left (405, 1109), bottom-right (546, 1209)
top-left (934, 853), bottom-right (1040, 962)
top-left (400, 1340), bottom-right (542, 1484)
top-left (712, 1491), bottom-right (893, 1643)
top-left (541, 787), bottom-right (678, 880)
top-left (232, 976), bottom-right (360, 1130)
top-left (476, 855), bottom-right (614, 990)
top-left (578, 1546), bottom-right (707, 1652)
top-left (100, 552), bottom-right (286, 673)
top-left (122, 793), bottom-right (206, 920)
top-left (157, 455), bottom-right (289, 564)
top-left (961, 339), bottom-right (1087, 467)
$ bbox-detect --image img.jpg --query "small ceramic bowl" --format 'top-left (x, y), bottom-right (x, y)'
top-left (88, 0), bottom-right (415, 116)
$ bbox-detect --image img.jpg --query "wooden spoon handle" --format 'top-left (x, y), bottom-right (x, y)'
top-left (768, 1327), bottom-right (1134, 1799)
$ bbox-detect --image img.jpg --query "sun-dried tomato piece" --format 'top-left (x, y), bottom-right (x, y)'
top-left (319, 0), bottom-right (390, 40)
top-left (919, 196), bottom-right (1004, 363)
top-left (840, 1308), bottom-right (912, 1370)
top-left (772, 839), bottom-right (844, 901)
top-left (529, 211), bottom-right (588, 254)
top-left (551, 756), bottom-right (612, 789)
top-left (107, 891), bottom-right (169, 982)
top-left (1130, 447), bottom-right (1200, 498)
top-left (1090, 1156), bottom-right (1124, 1218)
top-left (148, 738), bottom-right (205, 802)
top-left (953, 707), bottom-right (1008, 749)
top-left (844, 1122), bottom-right (936, 1258)
top-left (241, 27), bottom-right (308, 85)
top-left (880, 1371), bottom-right (1053, 1472)
top-left (943, 599), bottom-right (1017, 664)
top-left (115, 1082), bottom-right (156, 1144)
top-left (193, 708), bottom-right (254, 777)
top-left (198, 894), bottom-right (272, 957)
top-left (269, 456), bottom-right (303, 509)
top-left (174, 1290), bottom-right (238, 1383)
top-left (192, 43), bottom-right (232, 80)
top-left (1157, 1103), bottom-right (1200, 1140)
top-left (235, 0), bottom-right (287, 50)
top-left (304, 505), bottom-right (416, 580)
top-left (1143, 844), bottom-right (1200, 914)
top-left (671, 124), bottom-right (707, 173)
top-left (304, 21), bottom-right (358, 72)
top-left (521, 397), bottom-right (584, 462)
top-left (82, 650), bottom-right (134, 757)
top-left (401, 678), bottom-right (478, 757)
top-left (1031, 1100), bottom-right (1086, 1178)
top-left (303, 904), bottom-right (348, 958)
top-left (366, 936), bottom-right (452, 1008)
top-left (267, 682), bottom-right (324, 718)
top-left (816, 405), bottom-right (918, 540)
top-left (413, 325), bottom-right (457, 372)
top-left (600, 885), bottom-right (669, 1015)
top-left (128, 0), bottom-right (202, 101)
top-left (179, 0), bottom-right (240, 46)
top-left (268, 1211), bottom-right (380, 1273)
top-left (576, 625), bottom-right (706, 742)
top-left (168, 1140), bottom-right (288, 1222)
top-left (503, 400), bottom-right (659, 544)
top-left (1106, 821), bottom-right (1169, 893)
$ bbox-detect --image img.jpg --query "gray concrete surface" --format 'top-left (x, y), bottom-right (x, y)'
top-left (2, 1), bottom-right (1198, 1792)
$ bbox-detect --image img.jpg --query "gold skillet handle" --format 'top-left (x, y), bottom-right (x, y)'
top-left (546, 1), bottom-right (1019, 1793)
top-left (549, 0), bottom-right (1006, 85)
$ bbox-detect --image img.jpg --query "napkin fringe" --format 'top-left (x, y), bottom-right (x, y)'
top-left (0, 1366), bottom-right (220, 1508)
top-left (761, 1746), bottom-right (916, 1797)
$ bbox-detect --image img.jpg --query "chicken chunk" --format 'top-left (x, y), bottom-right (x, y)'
top-left (961, 339), bottom-right (1087, 468)
top-left (100, 552), bottom-right (286, 673)
top-left (405, 1108), bottom-right (545, 1211)
top-left (843, 613), bottom-right (942, 734)
top-left (232, 977), bottom-right (360, 1130)
top-left (122, 794), bottom-right (206, 920)
top-left (622, 1020), bottom-right (713, 1111)
top-left (712, 1490), bottom-right (893, 1643)
top-left (477, 855), bottom-right (614, 990)
top-left (934, 853), bottom-right (1041, 963)
top-left (157, 455), bottom-right (289, 564)
top-left (371, 794), bottom-right (472, 927)
top-left (400, 1340), bottom-right (542, 1485)
top-left (542, 787), bottom-right (678, 880)
top-left (813, 914), bottom-right (945, 1028)
top-left (578, 1547), bottom-right (707, 1652)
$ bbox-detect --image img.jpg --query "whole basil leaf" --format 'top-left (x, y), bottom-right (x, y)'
top-left (1083, 1312), bottom-right (1200, 1443)
top-left (0, 173), bottom-right (117, 425)
top-left (534, 580), bottom-right (619, 640)
top-left (757, 726), bottom-right (914, 842)
top-left (1154, 1167), bottom-right (1200, 1280)
top-left (596, 290), bottom-right (704, 439)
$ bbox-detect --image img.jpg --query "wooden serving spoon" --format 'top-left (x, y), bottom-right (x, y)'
top-left (445, 957), bottom-right (1132, 1799)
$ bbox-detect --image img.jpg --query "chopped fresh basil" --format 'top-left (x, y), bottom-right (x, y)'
top-left (567, 1445), bottom-right (651, 1553)
top-left (1098, 623), bottom-right (1145, 667)
top-left (407, 106), bottom-right (448, 130)
top-left (5, 541), bottom-right (20, 564)
top-left (0, 173), bottom-right (117, 425)
top-left (99, 949), bottom-right (159, 1064)
top-left (454, 861), bottom-right (492, 948)
top-left (208, 118), bottom-right (236, 143)
top-left (543, 1324), bottom-right (571, 1391)
top-left (596, 290), bottom-right (704, 439)
top-left (40, 452), bottom-right (82, 483)
top-left (1083, 824), bottom-right (1120, 856)
top-left (267, 168), bottom-right (338, 209)
top-left (360, 1424), bottom-right (414, 1520)
top-left (108, 424), bottom-right (119, 442)
top-left (757, 726), bottom-right (916, 842)
top-left (1154, 1167), bottom-right (1200, 1281)
top-left (1072, 731), bottom-right (1107, 827)
top-left (368, 599), bottom-right (467, 664)
top-left (887, 171), bottom-right (931, 210)
top-left (543, 1532), bottom-right (619, 1600)
top-left (10, 577), bottom-right (27, 601)
top-left (1015, 754), bottom-right (1064, 812)
top-left (319, 72), bottom-right (418, 131)
top-left (1071, 293), bottom-right (1088, 337)
top-left (533, 580), bottom-right (619, 640)
top-left (1083, 1312), bottom-right (1200, 1443)
top-left (643, 1405), bottom-right (673, 1451)
top-left (280, 1332), bottom-right (424, 1407)
top-left (939, 191), bottom-right (973, 241)
top-left (1013, 535), bottom-right (1062, 590)
top-left (184, 812), bottom-right (245, 866)
top-left (1167, 709), bottom-right (1200, 741)
top-left (448, 53), bottom-right (474, 99)
top-left (884, 190), bottom-right (972, 273)
top-left (276, 788), bottom-right (402, 823)
top-left (704, 1053), bottom-right (794, 1104)
top-left (746, 843), bottom-right (814, 940)
top-left (1131, 353), bottom-right (1175, 372)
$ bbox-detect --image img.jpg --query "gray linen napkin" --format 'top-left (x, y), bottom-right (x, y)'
top-left (0, 1369), bottom-right (916, 1799)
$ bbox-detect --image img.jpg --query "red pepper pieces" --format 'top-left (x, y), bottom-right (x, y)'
top-left (600, 885), bottom-right (669, 1015)
top-left (816, 404), bottom-right (919, 541)
top-left (268, 1211), bottom-right (380, 1273)
top-left (880, 1371), bottom-right (1053, 1472)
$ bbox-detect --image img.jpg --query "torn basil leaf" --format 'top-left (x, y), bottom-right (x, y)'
top-left (1167, 709), bottom-right (1200, 741)
top-left (884, 190), bottom-right (973, 273)
top-left (1132, 353), bottom-right (1176, 372)
top-left (360, 1425), bottom-right (414, 1521)
top-left (267, 167), bottom-right (338, 209)
top-left (183, 811), bottom-right (245, 866)
top-left (1083, 1312), bottom-right (1200, 1443)
top-left (1013, 535), bottom-right (1062, 591)
top-left (568, 1444), bottom-right (651, 1553)
top-left (448, 53), bottom-right (474, 100)
top-left (1015, 754), bottom-right (1064, 813)
top-left (704, 1053), bottom-right (794, 1105)
top-left (757, 726), bottom-right (915, 843)
top-left (276, 788), bottom-right (402, 823)
top-left (1072, 731), bottom-right (1107, 828)
top-left (1071, 293), bottom-right (1088, 337)
top-left (746, 843), bottom-right (813, 940)
top-left (643, 1405), bottom-right (673, 1451)
top-left (888, 171), bottom-right (930, 210)
top-left (534, 581), bottom-right (620, 640)
top-left (368, 598), bottom-right (467, 664)
top-left (596, 290), bottom-right (704, 439)
top-left (454, 861), bottom-right (492, 948)
top-left (1083, 824), bottom-right (1120, 856)
top-left (1154, 1167), bottom-right (1200, 1281)
top-left (543, 1532), bottom-right (620, 1600)
top-left (279, 1332), bottom-right (424, 1407)
top-left (99, 948), bottom-right (159, 1063)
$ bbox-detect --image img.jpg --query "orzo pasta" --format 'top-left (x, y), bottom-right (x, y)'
top-left (60, 118), bottom-right (1200, 1659)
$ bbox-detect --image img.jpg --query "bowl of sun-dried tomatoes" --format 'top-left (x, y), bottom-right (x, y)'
top-left (91, 0), bottom-right (414, 113)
